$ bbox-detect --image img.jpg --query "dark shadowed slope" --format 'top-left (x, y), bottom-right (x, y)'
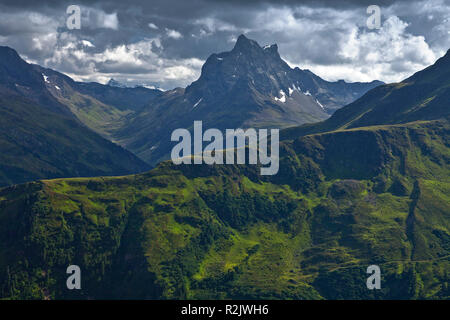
top-left (0, 47), bottom-right (150, 186)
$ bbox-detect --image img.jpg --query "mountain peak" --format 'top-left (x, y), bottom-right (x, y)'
top-left (187, 35), bottom-right (291, 99)
top-left (232, 34), bottom-right (260, 52)
top-left (236, 34), bottom-right (251, 43)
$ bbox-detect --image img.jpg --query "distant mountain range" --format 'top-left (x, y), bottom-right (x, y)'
top-left (0, 36), bottom-right (383, 185)
top-left (0, 44), bottom-right (448, 299)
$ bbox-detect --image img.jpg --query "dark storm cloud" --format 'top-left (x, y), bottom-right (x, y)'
top-left (0, 0), bottom-right (408, 10)
top-left (0, 0), bottom-right (448, 88)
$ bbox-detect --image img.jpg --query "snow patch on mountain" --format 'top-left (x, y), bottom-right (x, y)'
top-left (274, 90), bottom-right (286, 103)
top-left (192, 98), bottom-right (203, 109)
top-left (315, 99), bottom-right (325, 110)
top-left (288, 87), bottom-right (294, 96)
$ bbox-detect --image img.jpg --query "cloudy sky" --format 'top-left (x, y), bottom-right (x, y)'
top-left (0, 0), bottom-right (449, 89)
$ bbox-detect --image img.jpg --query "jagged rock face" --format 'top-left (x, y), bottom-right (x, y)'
top-left (186, 36), bottom-right (293, 100)
top-left (186, 35), bottom-right (382, 115)
top-left (182, 34), bottom-right (329, 125)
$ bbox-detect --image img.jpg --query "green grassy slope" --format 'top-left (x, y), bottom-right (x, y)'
top-left (50, 84), bottom-right (130, 139)
top-left (0, 120), bottom-right (448, 299)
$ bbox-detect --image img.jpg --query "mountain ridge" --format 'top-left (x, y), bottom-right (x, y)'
top-left (281, 48), bottom-right (450, 141)
top-left (113, 34), bottom-right (383, 165)
top-left (0, 47), bottom-right (151, 187)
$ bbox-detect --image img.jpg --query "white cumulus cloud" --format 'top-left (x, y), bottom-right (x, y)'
top-left (165, 28), bottom-right (183, 39)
